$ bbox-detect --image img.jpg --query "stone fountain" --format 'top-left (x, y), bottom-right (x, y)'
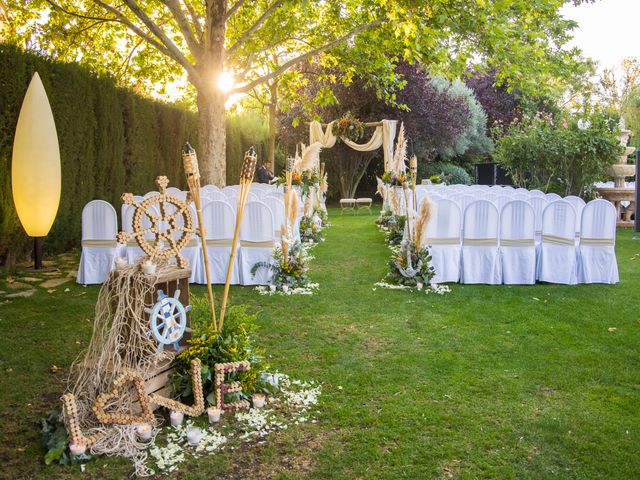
top-left (597, 126), bottom-right (636, 227)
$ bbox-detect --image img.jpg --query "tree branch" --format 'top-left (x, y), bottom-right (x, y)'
top-left (226, 0), bottom-right (284, 55)
top-left (183, 0), bottom-right (203, 41)
top-left (230, 19), bottom-right (384, 94)
top-left (119, 0), bottom-right (198, 80)
top-left (225, 0), bottom-right (247, 20)
top-left (90, 0), bottom-right (175, 60)
top-left (161, 0), bottom-right (201, 57)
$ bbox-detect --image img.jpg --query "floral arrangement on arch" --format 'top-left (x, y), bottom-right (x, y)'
top-left (332, 112), bottom-right (365, 142)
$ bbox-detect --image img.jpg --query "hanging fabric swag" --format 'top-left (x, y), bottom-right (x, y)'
top-left (309, 119), bottom-right (398, 171)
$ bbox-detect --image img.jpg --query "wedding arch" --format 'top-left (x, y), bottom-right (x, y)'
top-left (308, 119), bottom-right (397, 198)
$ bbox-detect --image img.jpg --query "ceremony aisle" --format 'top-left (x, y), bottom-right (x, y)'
top-left (1, 208), bottom-right (639, 478)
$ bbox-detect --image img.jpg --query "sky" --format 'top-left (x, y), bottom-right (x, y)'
top-left (560, 0), bottom-right (640, 71)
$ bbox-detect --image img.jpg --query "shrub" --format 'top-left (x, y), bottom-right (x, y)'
top-left (418, 162), bottom-right (471, 185)
top-left (493, 110), bottom-right (621, 196)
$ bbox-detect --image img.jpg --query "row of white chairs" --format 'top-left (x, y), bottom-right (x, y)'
top-left (77, 197), bottom-right (291, 285)
top-left (417, 198), bottom-right (618, 285)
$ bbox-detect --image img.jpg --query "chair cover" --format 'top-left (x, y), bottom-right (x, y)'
top-left (461, 200), bottom-right (501, 284)
top-left (537, 201), bottom-right (578, 284)
top-left (529, 189), bottom-right (545, 198)
top-left (239, 201), bottom-right (275, 285)
top-left (500, 201), bottom-right (536, 284)
top-left (77, 200), bottom-right (119, 284)
top-left (564, 196), bottom-right (586, 238)
top-left (423, 199), bottom-right (462, 284)
top-left (578, 199), bottom-right (619, 284)
top-left (199, 201), bottom-right (240, 284)
top-left (528, 196), bottom-right (549, 243)
top-left (261, 196), bottom-right (287, 238)
top-left (122, 203), bottom-right (160, 264)
top-left (544, 192), bottom-right (561, 202)
top-left (171, 203), bottom-right (201, 283)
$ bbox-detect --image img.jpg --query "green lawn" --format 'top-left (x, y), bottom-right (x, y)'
top-left (1, 207), bottom-right (639, 479)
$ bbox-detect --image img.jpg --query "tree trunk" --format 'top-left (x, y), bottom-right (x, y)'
top-left (195, 0), bottom-right (227, 187)
top-left (267, 80), bottom-right (279, 173)
top-left (197, 91), bottom-right (226, 186)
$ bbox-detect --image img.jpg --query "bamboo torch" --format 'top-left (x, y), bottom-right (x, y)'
top-left (219, 147), bottom-right (257, 330)
top-left (182, 143), bottom-right (217, 331)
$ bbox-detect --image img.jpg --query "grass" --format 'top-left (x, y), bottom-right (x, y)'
top-left (1, 207), bottom-right (639, 479)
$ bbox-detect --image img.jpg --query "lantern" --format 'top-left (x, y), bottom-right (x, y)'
top-left (12, 72), bottom-right (61, 268)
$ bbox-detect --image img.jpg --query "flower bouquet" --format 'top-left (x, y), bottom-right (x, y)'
top-left (332, 112), bottom-right (365, 142)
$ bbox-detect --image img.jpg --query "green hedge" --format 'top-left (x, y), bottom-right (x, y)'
top-left (0, 44), bottom-right (268, 267)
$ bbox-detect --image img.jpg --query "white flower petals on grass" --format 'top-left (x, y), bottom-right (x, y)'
top-left (255, 283), bottom-right (319, 296)
top-left (148, 372), bottom-right (321, 475)
top-left (374, 280), bottom-right (451, 295)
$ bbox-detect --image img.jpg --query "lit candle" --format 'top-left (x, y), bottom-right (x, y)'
top-left (186, 427), bottom-right (202, 446)
top-left (169, 410), bottom-right (184, 427)
top-left (207, 406), bottom-right (222, 423)
top-left (135, 423), bottom-right (153, 441)
top-left (252, 393), bottom-right (266, 409)
top-left (69, 443), bottom-right (86, 456)
top-left (115, 257), bottom-right (128, 270)
top-left (142, 259), bottom-right (157, 275)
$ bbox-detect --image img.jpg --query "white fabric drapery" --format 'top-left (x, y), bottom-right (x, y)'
top-left (309, 119), bottom-right (397, 169)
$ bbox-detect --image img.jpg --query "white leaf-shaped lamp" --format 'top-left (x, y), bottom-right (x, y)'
top-left (12, 72), bottom-right (61, 237)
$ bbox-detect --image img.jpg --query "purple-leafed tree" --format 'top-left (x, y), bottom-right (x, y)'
top-left (279, 61), bottom-right (473, 198)
top-left (466, 70), bottom-right (522, 132)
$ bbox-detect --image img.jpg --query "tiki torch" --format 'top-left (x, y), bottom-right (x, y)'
top-left (182, 143), bottom-right (217, 331)
top-left (219, 147), bottom-right (257, 330)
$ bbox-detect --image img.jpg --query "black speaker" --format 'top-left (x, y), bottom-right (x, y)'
top-left (475, 163), bottom-right (496, 185)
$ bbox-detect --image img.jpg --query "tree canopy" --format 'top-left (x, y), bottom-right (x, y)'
top-left (2, 0), bottom-right (593, 184)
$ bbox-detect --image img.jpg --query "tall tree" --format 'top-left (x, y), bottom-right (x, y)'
top-left (4, 0), bottom-right (590, 185)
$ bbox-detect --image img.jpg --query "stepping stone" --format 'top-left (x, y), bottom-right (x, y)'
top-left (20, 277), bottom-right (41, 282)
top-left (6, 281), bottom-right (32, 289)
top-left (40, 277), bottom-right (72, 289)
top-left (6, 289), bottom-right (36, 298)
top-left (41, 272), bottom-right (60, 277)
top-left (66, 270), bottom-right (78, 278)
top-left (0, 291), bottom-right (6, 295)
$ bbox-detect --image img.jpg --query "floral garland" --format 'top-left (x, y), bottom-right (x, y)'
top-left (251, 237), bottom-right (316, 294)
top-left (299, 212), bottom-right (324, 243)
top-left (332, 112), bottom-right (365, 142)
top-left (387, 242), bottom-right (435, 288)
top-left (276, 169), bottom-right (319, 199)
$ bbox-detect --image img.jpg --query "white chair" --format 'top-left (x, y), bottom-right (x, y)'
top-left (202, 185), bottom-right (220, 196)
top-left (545, 192), bottom-right (561, 202)
top-left (578, 199), bottom-right (619, 284)
top-left (199, 201), bottom-right (240, 284)
top-left (77, 200), bottom-right (119, 284)
top-left (172, 204), bottom-right (201, 283)
top-left (166, 186), bottom-right (183, 197)
top-left (513, 193), bottom-right (529, 201)
top-left (461, 200), bottom-right (501, 284)
top-left (495, 195), bottom-right (512, 213)
top-left (528, 196), bottom-right (549, 243)
top-left (537, 201), bottom-right (578, 284)
top-left (500, 201), bottom-right (536, 284)
top-left (564, 195), bottom-right (586, 239)
top-left (239, 201), bottom-right (276, 285)
top-left (143, 191), bottom-right (160, 199)
top-left (205, 190), bottom-right (227, 203)
top-left (423, 199), bottom-right (462, 284)
top-left (501, 186), bottom-right (516, 196)
top-left (458, 195), bottom-right (476, 217)
top-left (121, 203), bottom-right (160, 263)
top-left (262, 196), bottom-right (287, 238)
top-left (529, 189), bottom-right (545, 198)
top-left (515, 188), bottom-right (529, 195)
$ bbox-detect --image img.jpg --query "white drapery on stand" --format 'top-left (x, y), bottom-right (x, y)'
top-left (309, 120), bottom-right (397, 170)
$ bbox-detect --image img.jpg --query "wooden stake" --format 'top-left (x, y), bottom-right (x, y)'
top-left (219, 147), bottom-right (257, 331)
top-left (182, 143), bottom-right (217, 331)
